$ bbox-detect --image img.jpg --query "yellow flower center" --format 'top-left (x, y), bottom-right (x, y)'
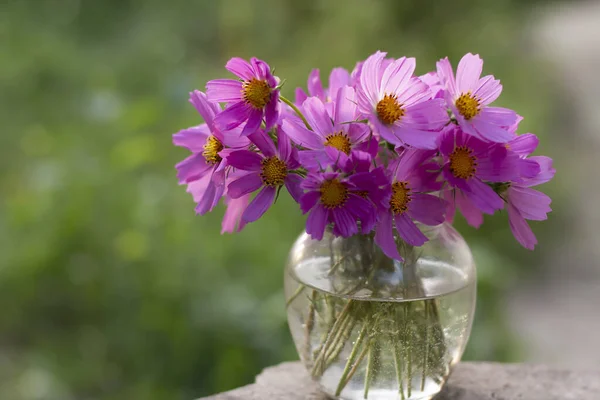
top-left (324, 132), bottom-right (352, 154)
top-left (449, 146), bottom-right (477, 179)
top-left (242, 78), bottom-right (271, 109)
top-left (455, 92), bottom-right (480, 120)
top-left (390, 181), bottom-right (411, 215)
top-left (260, 156), bottom-right (288, 186)
top-left (376, 93), bottom-right (405, 125)
top-left (202, 135), bottom-right (224, 165)
top-left (320, 179), bottom-right (349, 209)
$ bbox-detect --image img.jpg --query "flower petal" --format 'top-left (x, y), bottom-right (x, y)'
top-left (332, 208), bottom-right (359, 237)
top-left (300, 190), bottom-right (320, 213)
top-left (509, 186), bottom-right (551, 221)
top-left (285, 174), bottom-right (304, 203)
top-left (206, 79), bottom-right (243, 103)
top-left (407, 193), bottom-right (446, 226)
top-left (221, 194), bottom-right (251, 234)
top-left (524, 156), bottom-right (555, 187)
top-left (395, 213), bottom-right (428, 246)
top-left (508, 133), bottom-right (539, 156)
top-left (225, 57), bottom-right (255, 81)
top-left (359, 51), bottom-right (386, 107)
top-left (172, 124), bottom-right (211, 152)
top-left (241, 108), bottom-right (263, 136)
top-left (264, 91), bottom-right (280, 130)
top-left (307, 69), bottom-right (325, 99)
top-left (242, 186), bottom-right (276, 222)
top-left (306, 204), bottom-right (328, 240)
top-left (302, 96), bottom-right (334, 137)
top-left (436, 57), bottom-right (458, 97)
top-left (455, 190), bottom-right (484, 228)
top-left (334, 86), bottom-right (357, 125)
top-left (456, 53), bottom-right (483, 93)
top-left (328, 67), bottom-right (351, 99)
top-left (214, 101), bottom-right (252, 131)
top-left (227, 173), bottom-right (263, 199)
top-left (189, 90), bottom-right (221, 129)
top-left (381, 57), bottom-right (415, 96)
top-left (278, 129), bottom-right (293, 162)
top-left (226, 150), bottom-right (263, 171)
top-left (248, 130), bottom-right (276, 157)
top-left (508, 203), bottom-right (537, 250)
top-left (473, 75), bottom-right (502, 105)
top-left (463, 178), bottom-right (503, 214)
top-left (375, 212), bottom-right (403, 260)
top-left (281, 117), bottom-right (325, 150)
top-left (175, 154), bottom-right (212, 184)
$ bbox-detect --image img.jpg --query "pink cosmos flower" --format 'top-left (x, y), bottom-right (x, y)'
top-left (436, 53), bottom-right (518, 143)
top-left (294, 67), bottom-right (351, 105)
top-left (206, 57), bottom-right (280, 136)
top-left (504, 156), bottom-right (554, 249)
top-left (439, 126), bottom-right (530, 216)
top-left (299, 169), bottom-right (384, 240)
top-left (226, 129), bottom-right (303, 223)
top-left (375, 149), bottom-right (447, 260)
top-left (282, 86), bottom-right (370, 170)
top-left (356, 51), bottom-right (449, 150)
top-left (173, 90), bottom-right (249, 215)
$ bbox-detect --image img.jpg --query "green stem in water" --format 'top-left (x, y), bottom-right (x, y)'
top-left (393, 316), bottom-right (405, 400)
top-left (364, 339), bottom-right (379, 399)
top-left (286, 284), bottom-right (305, 308)
top-left (279, 96), bottom-right (312, 131)
top-left (311, 300), bottom-right (354, 376)
top-left (335, 321), bottom-right (369, 397)
top-left (405, 303), bottom-right (412, 398)
top-left (304, 290), bottom-right (317, 361)
top-left (421, 301), bottom-right (430, 392)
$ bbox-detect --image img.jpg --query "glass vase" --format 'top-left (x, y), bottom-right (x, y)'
top-left (284, 223), bottom-right (476, 400)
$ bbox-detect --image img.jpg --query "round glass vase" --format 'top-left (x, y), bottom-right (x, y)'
top-left (284, 223), bottom-right (476, 400)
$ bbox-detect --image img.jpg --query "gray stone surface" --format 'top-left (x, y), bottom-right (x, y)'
top-left (198, 361), bottom-right (600, 400)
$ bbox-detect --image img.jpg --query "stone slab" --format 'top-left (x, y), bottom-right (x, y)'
top-left (198, 361), bottom-right (600, 400)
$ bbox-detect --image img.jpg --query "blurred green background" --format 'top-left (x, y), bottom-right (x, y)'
top-left (0, 0), bottom-right (566, 399)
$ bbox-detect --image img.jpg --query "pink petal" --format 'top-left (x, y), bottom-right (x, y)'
top-left (456, 53), bottom-right (483, 93)
top-left (281, 118), bottom-right (324, 150)
top-left (214, 102), bottom-right (252, 131)
top-left (225, 57), bottom-right (255, 81)
top-left (407, 193), bottom-right (446, 226)
top-left (508, 203), bottom-right (537, 250)
top-left (524, 156), bottom-right (555, 187)
top-left (359, 51), bottom-right (386, 107)
top-left (242, 186), bottom-right (276, 223)
top-left (476, 145), bottom-right (520, 182)
top-left (172, 124), bottom-right (211, 152)
top-left (508, 133), bottom-right (539, 156)
top-left (189, 90), bottom-right (220, 128)
top-left (470, 116), bottom-right (514, 143)
top-left (463, 178), bottom-right (504, 214)
top-left (226, 150), bottom-right (263, 171)
top-left (221, 194), bottom-right (251, 234)
top-left (206, 79), bottom-right (243, 103)
top-left (402, 98), bottom-right (449, 131)
top-left (328, 67), bottom-right (351, 99)
top-left (395, 213), bottom-right (428, 247)
top-left (227, 173), bottom-right (263, 199)
top-left (455, 190), bottom-right (484, 228)
top-left (302, 97), bottom-right (334, 137)
top-left (285, 174), bottom-right (304, 203)
top-left (277, 129), bottom-right (293, 161)
top-left (346, 195), bottom-right (377, 233)
top-left (175, 154), bottom-right (212, 184)
top-left (395, 77), bottom-right (432, 107)
top-left (241, 108), bottom-right (263, 136)
top-left (298, 150), bottom-right (331, 171)
top-left (438, 126), bottom-right (456, 156)
top-left (334, 86), bottom-right (357, 125)
top-left (264, 92), bottom-right (280, 131)
top-left (381, 57), bottom-right (415, 95)
top-left (248, 130), bottom-right (276, 157)
top-left (300, 190), bottom-right (320, 213)
top-left (307, 69), bottom-right (325, 99)
top-left (473, 75), bottom-right (502, 105)
top-left (306, 204), bottom-right (328, 240)
top-left (443, 189), bottom-right (457, 224)
top-left (375, 212), bottom-right (403, 260)
top-left (295, 87), bottom-right (308, 105)
top-left (395, 126), bottom-right (440, 150)
top-left (509, 186), bottom-right (551, 221)
top-left (435, 57), bottom-right (458, 97)
top-left (332, 208), bottom-right (359, 237)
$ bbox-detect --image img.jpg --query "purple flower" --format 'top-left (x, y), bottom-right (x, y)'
top-left (282, 86), bottom-right (370, 170)
top-left (503, 154), bottom-right (555, 249)
top-left (299, 170), bottom-right (383, 240)
top-left (294, 67), bottom-right (351, 106)
top-left (206, 57), bottom-right (280, 136)
top-left (356, 51), bottom-right (449, 149)
top-left (439, 126), bottom-right (527, 215)
top-left (173, 90), bottom-right (249, 215)
top-left (436, 53), bottom-right (518, 143)
top-left (226, 129), bottom-right (303, 223)
top-left (221, 193), bottom-right (251, 234)
top-left (375, 149), bottom-right (447, 260)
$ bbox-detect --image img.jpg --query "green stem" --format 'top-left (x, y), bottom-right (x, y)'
top-left (335, 321), bottom-right (369, 397)
top-left (285, 284), bottom-right (305, 308)
top-left (421, 301), bottom-right (430, 392)
top-left (405, 303), bottom-right (412, 398)
top-left (393, 318), bottom-right (405, 400)
top-left (364, 340), bottom-right (378, 399)
top-left (304, 290), bottom-right (317, 361)
top-left (311, 300), bottom-right (354, 376)
top-left (279, 95), bottom-right (312, 131)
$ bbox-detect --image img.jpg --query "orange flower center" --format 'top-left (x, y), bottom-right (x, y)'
top-left (320, 179), bottom-right (349, 209)
top-left (449, 146), bottom-right (477, 179)
top-left (390, 181), bottom-right (411, 215)
top-left (455, 92), bottom-right (480, 120)
top-left (202, 135), bottom-right (224, 165)
top-left (242, 78), bottom-right (271, 109)
top-left (324, 132), bottom-right (352, 154)
top-left (260, 156), bottom-right (288, 186)
top-left (376, 93), bottom-right (405, 125)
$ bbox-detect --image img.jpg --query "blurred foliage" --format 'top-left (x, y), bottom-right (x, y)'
top-left (0, 0), bottom-right (566, 399)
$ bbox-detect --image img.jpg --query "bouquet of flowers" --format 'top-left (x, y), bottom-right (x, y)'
top-left (172, 52), bottom-right (555, 400)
